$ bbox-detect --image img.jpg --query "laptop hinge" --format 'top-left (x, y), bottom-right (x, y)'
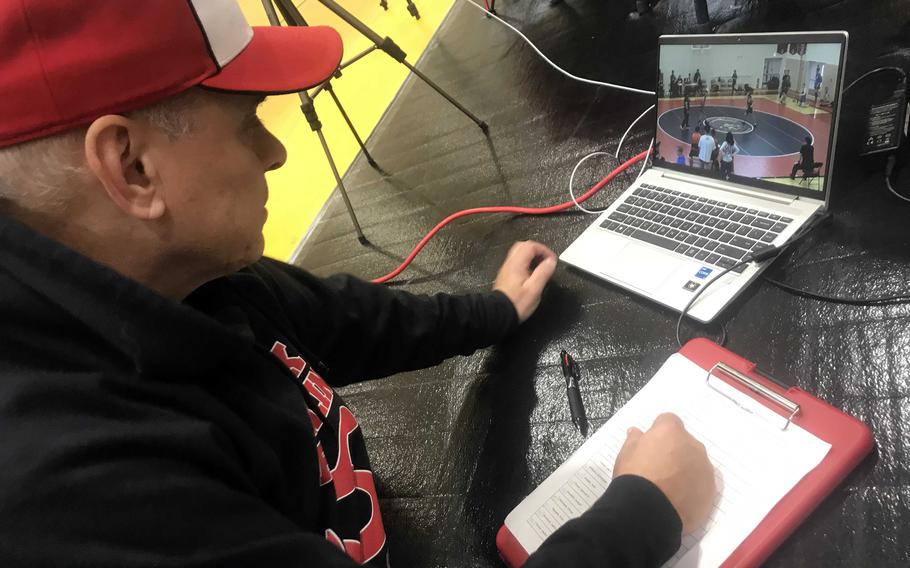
top-left (657, 170), bottom-right (797, 205)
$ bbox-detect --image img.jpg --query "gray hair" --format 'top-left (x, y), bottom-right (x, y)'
top-left (0, 88), bottom-right (205, 213)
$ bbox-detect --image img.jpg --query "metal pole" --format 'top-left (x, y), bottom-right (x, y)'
top-left (291, 91), bottom-right (367, 244)
top-left (310, 83), bottom-right (327, 99)
top-left (323, 83), bottom-right (382, 170)
top-left (273, 0), bottom-right (308, 26)
top-left (401, 60), bottom-right (488, 131)
top-left (295, 88), bottom-right (368, 243)
top-left (313, 0), bottom-right (384, 44)
top-left (315, 128), bottom-right (367, 243)
top-left (338, 45), bottom-right (380, 72)
top-left (260, 0), bottom-right (280, 25)
top-left (264, 0), bottom-right (369, 243)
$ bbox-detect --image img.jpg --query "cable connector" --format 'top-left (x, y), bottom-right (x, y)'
top-left (745, 246), bottom-right (782, 264)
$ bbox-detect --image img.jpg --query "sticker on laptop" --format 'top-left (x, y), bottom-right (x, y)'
top-left (683, 280), bottom-right (701, 292)
top-left (695, 267), bottom-right (713, 279)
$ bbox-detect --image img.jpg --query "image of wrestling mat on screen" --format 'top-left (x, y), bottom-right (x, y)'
top-left (656, 41), bottom-right (841, 191)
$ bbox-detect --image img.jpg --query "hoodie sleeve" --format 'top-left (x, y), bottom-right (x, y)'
top-left (523, 475), bottom-right (683, 568)
top-left (249, 258), bottom-right (519, 384)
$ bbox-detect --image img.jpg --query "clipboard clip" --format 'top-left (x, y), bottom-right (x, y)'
top-left (706, 362), bottom-right (801, 431)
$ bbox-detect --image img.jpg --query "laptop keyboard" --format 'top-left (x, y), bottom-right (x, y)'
top-left (600, 184), bottom-right (793, 273)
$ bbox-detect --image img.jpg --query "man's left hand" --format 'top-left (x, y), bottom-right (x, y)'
top-left (493, 241), bottom-right (558, 323)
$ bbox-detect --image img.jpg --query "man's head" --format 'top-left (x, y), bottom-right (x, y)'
top-left (0, 0), bottom-right (342, 298)
top-left (2, 87), bottom-right (287, 275)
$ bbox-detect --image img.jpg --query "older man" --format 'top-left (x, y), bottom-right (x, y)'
top-left (0, 1), bottom-right (713, 566)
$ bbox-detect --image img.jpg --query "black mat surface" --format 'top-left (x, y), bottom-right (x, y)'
top-left (294, 0), bottom-right (910, 565)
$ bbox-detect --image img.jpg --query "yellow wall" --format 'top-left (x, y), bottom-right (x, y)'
top-left (238, 0), bottom-right (455, 260)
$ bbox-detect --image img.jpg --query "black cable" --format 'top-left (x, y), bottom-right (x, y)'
top-left (675, 257), bottom-right (753, 348)
top-left (885, 155), bottom-right (910, 202)
top-left (763, 276), bottom-right (910, 305)
top-left (757, 208), bottom-right (910, 306)
top-left (842, 66), bottom-right (907, 95)
top-left (675, 214), bottom-right (828, 347)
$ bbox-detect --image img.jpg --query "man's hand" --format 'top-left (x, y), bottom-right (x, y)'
top-left (493, 241), bottom-right (558, 323)
top-left (612, 413), bottom-right (715, 535)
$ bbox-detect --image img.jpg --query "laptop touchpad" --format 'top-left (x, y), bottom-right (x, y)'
top-left (602, 243), bottom-right (680, 294)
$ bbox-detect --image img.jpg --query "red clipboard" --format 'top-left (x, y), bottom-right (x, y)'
top-left (496, 338), bottom-right (874, 568)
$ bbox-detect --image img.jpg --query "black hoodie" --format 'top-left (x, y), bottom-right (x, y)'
top-left (0, 214), bottom-right (680, 567)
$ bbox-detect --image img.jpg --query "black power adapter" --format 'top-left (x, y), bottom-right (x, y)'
top-left (859, 71), bottom-right (908, 156)
top-left (842, 66), bottom-right (909, 200)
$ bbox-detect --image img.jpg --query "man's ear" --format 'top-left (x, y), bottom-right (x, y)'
top-left (83, 115), bottom-right (165, 220)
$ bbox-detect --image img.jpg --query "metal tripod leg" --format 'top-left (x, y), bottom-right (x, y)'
top-left (322, 82), bottom-right (382, 170)
top-left (298, 91), bottom-right (368, 244)
top-left (315, 128), bottom-right (368, 244)
top-left (400, 58), bottom-right (488, 132)
top-left (263, 0), bottom-right (371, 243)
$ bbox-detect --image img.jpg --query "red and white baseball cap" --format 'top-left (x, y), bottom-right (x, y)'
top-left (0, 0), bottom-right (344, 148)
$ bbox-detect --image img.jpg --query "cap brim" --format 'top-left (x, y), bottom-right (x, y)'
top-left (201, 25), bottom-right (342, 94)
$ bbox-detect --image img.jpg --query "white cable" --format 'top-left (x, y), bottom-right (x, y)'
top-left (569, 152), bottom-right (613, 214)
top-left (615, 104), bottom-right (655, 159)
top-left (461, 0), bottom-right (655, 96)
top-left (568, 103), bottom-right (654, 214)
top-left (635, 138), bottom-right (654, 183)
top-left (568, 137), bottom-right (653, 214)
top-left (886, 176), bottom-right (910, 202)
top-left (469, 0), bottom-right (657, 213)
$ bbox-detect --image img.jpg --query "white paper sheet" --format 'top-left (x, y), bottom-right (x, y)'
top-left (505, 354), bottom-right (831, 566)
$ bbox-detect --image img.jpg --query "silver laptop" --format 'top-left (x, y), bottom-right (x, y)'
top-left (561, 31), bottom-right (848, 322)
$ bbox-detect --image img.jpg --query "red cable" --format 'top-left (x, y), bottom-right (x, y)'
top-left (372, 149), bottom-right (649, 284)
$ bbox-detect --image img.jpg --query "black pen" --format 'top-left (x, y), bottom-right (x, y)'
top-left (560, 350), bottom-right (588, 437)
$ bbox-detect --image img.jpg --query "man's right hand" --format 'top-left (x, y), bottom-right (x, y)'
top-left (612, 413), bottom-right (715, 535)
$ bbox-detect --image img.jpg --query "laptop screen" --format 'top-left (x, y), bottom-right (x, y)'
top-left (655, 33), bottom-right (847, 201)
